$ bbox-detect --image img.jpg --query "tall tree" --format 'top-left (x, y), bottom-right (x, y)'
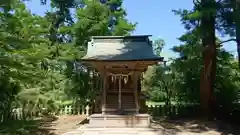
top-left (198, 0), bottom-right (217, 118)
top-left (217, 0), bottom-right (240, 67)
top-left (74, 0), bottom-right (136, 48)
top-left (174, 0), bottom-right (217, 118)
top-left (171, 30), bottom-right (240, 119)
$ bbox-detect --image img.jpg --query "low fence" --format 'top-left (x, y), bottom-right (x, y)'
top-left (58, 105), bottom-right (91, 116)
top-left (0, 105), bottom-right (91, 122)
top-left (1, 103), bottom-right (200, 122)
top-left (147, 103), bottom-right (200, 118)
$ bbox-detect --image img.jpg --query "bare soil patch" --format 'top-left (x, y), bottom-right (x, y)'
top-left (151, 118), bottom-right (240, 135)
top-left (41, 115), bottom-right (86, 135)
top-left (0, 115), bottom-right (86, 135)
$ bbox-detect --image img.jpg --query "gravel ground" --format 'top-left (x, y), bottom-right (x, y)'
top-left (151, 118), bottom-right (240, 135)
top-left (20, 115), bottom-right (238, 135)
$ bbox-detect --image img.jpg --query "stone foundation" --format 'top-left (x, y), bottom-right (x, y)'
top-left (87, 114), bottom-right (150, 128)
top-left (63, 126), bottom-right (161, 135)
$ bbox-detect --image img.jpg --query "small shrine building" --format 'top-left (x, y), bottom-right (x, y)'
top-left (81, 35), bottom-right (163, 128)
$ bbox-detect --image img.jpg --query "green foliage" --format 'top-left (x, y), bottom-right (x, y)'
top-left (153, 38), bottom-right (165, 56)
top-left (1, 0), bottom-right (240, 123)
top-left (145, 28), bottom-right (240, 119)
top-left (74, 0), bottom-right (136, 48)
top-left (64, 0), bottom-right (136, 105)
top-left (1, 0), bottom-right (136, 122)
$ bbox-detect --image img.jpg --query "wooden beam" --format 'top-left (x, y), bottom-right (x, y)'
top-left (106, 68), bottom-right (146, 73)
top-left (84, 61), bottom-right (160, 74)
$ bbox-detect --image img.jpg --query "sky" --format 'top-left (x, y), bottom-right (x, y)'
top-left (25, 0), bottom-right (237, 60)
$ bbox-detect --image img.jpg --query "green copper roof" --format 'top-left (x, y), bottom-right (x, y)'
top-left (81, 35), bottom-right (164, 61)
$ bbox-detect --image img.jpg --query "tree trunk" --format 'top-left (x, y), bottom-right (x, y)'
top-left (199, 0), bottom-right (216, 119)
top-left (235, 2), bottom-right (240, 67)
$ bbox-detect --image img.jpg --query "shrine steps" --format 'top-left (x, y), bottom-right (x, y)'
top-left (88, 114), bottom-right (150, 128)
top-left (63, 127), bottom-right (162, 135)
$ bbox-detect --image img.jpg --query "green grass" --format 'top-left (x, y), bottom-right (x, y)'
top-left (146, 101), bottom-right (176, 106)
top-left (0, 116), bottom-right (57, 135)
top-left (0, 120), bottom-right (41, 135)
top-left (146, 101), bottom-right (199, 106)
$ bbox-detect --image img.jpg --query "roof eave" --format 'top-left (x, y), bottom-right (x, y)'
top-left (79, 57), bottom-right (164, 62)
top-left (91, 35), bottom-right (152, 40)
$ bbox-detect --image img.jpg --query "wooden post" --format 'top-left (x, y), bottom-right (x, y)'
top-left (134, 71), bottom-right (140, 113)
top-left (64, 106), bottom-right (68, 115)
top-left (118, 75), bottom-right (122, 110)
top-left (81, 105), bottom-right (85, 115)
top-left (86, 105), bottom-right (90, 117)
top-left (102, 72), bottom-right (107, 114)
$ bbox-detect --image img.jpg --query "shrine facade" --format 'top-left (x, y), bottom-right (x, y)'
top-left (81, 35), bottom-right (163, 128)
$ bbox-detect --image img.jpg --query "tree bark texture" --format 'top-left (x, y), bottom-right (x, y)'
top-left (199, 0), bottom-right (217, 118)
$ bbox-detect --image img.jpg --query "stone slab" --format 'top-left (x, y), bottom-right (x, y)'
top-left (63, 127), bottom-right (162, 135)
top-left (88, 114), bottom-right (150, 128)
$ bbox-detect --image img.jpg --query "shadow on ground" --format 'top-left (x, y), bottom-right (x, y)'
top-left (0, 115), bottom-right (58, 135)
top-left (0, 115), bottom-right (87, 135)
top-left (78, 118), bottom-right (89, 125)
top-left (151, 117), bottom-right (240, 135)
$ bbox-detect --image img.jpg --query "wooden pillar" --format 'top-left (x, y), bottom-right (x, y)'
top-left (94, 72), bottom-right (100, 113)
top-left (133, 71), bottom-right (140, 113)
top-left (118, 76), bottom-right (122, 110)
top-left (102, 72), bottom-right (107, 114)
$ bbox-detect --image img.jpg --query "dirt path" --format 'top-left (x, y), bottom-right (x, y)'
top-left (0, 115), bottom-right (86, 135)
top-left (2, 116), bottom-right (240, 135)
top-left (40, 115), bottom-right (86, 135)
top-left (44, 116), bottom-right (240, 135)
top-left (151, 118), bottom-right (240, 135)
